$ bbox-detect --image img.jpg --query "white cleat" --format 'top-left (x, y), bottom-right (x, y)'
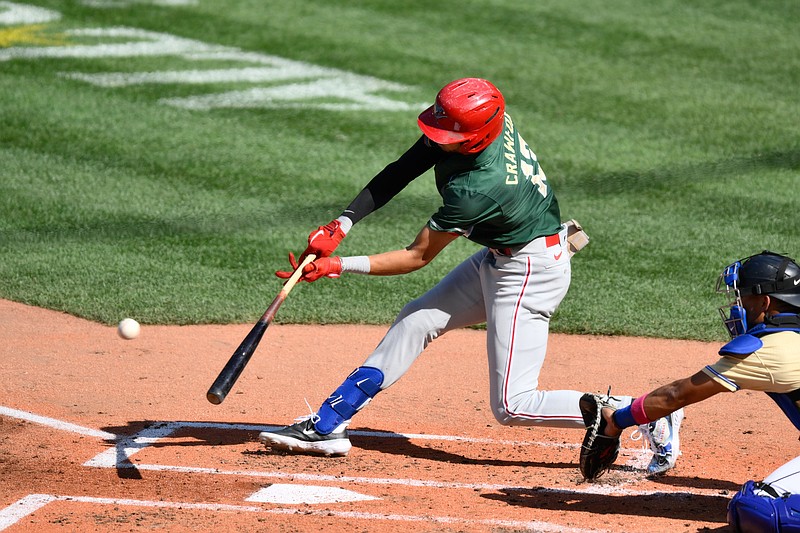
top-left (639, 408), bottom-right (684, 475)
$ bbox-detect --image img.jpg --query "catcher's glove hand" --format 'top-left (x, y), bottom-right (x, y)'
top-left (579, 393), bottom-right (620, 481)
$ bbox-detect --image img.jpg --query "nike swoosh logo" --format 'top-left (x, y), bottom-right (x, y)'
top-left (554, 250), bottom-right (563, 260)
top-left (309, 229), bottom-right (324, 243)
top-left (794, 278), bottom-right (800, 286)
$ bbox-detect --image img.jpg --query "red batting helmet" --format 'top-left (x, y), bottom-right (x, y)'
top-left (417, 78), bottom-right (506, 155)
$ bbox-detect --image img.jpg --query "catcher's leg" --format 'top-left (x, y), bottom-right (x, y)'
top-left (728, 478), bottom-right (800, 531)
top-left (728, 455), bottom-right (800, 530)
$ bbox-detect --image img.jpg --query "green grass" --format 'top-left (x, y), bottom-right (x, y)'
top-left (1, 0), bottom-right (798, 340)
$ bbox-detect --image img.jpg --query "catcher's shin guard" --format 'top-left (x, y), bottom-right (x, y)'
top-left (579, 393), bottom-right (620, 480)
top-left (728, 480), bottom-right (800, 533)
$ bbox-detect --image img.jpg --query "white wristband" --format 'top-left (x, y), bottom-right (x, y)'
top-left (340, 255), bottom-right (370, 274)
top-left (336, 215), bottom-right (353, 234)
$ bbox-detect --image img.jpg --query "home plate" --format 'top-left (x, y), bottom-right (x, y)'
top-left (246, 484), bottom-right (379, 504)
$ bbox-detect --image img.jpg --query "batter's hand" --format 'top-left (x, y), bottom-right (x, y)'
top-left (276, 252), bottom-right (343, 282)
top-left (301, 220), bottom-right (346, 261)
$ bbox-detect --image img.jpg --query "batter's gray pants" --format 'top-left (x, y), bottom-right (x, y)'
top-left (362, 229), bottom-right (628, 429)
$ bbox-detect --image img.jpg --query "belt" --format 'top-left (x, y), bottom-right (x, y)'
top-left (545, 233), bottom-right (560, 247)
top-left (492, 233), bottom-right (560, 257)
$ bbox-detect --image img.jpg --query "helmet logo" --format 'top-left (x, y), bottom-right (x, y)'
top-left (434, 102), bottom-right (461, 131)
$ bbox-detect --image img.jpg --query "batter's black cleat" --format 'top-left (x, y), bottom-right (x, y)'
top-left (259, 416), bottom-right (351, 457)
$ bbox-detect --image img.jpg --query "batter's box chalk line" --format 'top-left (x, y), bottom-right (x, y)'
top-left (2, 405), bottom-right (671, 499)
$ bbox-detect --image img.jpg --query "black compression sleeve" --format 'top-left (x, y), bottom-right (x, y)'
top-left (341, 136), bottom-right (440, 225)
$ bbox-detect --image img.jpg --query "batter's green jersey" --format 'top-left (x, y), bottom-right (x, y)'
top-left (428, 113), bottom-right (562, 249)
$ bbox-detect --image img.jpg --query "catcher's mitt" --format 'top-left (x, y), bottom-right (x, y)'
top-left (579, 393), bottom-right (620, 480)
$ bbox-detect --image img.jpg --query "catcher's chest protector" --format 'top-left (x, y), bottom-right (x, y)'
top-left (719, 321), bottom-right (800, 431)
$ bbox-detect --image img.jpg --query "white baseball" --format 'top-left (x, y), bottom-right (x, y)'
top-left (118, 318), bottom-right (140, 340)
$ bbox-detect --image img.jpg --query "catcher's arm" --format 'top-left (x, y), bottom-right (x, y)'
top-left (634, 372), bottom-right (725, 420)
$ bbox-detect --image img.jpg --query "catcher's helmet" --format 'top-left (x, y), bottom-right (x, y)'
top-left (717, 251), bottom-right (800, 336)
top-left (417, 78), bottom-right (505, 155)
top-left (733, 251), bottom-right (800, 307)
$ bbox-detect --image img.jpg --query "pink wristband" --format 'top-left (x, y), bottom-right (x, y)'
top-left (630, 395), bottom-right (652, 425)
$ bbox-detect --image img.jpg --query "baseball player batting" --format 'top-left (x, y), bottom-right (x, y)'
top-left (259, 78), bottom-right (675, 468)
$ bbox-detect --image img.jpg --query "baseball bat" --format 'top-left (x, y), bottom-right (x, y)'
top-left (206, 253), bottom-right (316, 405)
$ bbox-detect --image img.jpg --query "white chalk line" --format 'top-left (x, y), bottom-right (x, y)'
top-left (98, 460), bottom-right (722, 498)
top-left (0, 494), bottom-right (56, 531)
top-left (0, 404), bottom-right (647, 452)
top-left (1, 405), bottom-right (659, 497)
top-left (0, 406), bottom-right (116, 440)
top-left (0, 493), bottom-right (602, 533)
top-left (2, 406), bottom-right (689, 496)
top-left (0, 405), bottom-right (716, 531)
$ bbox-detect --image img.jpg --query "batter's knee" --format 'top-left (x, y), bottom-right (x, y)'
top-left (489, 390), bottom-right (585, 429)
top-left (395, 297), bottom-right (425, 321)
top-left (393, 298), bottom-right (446, 341)
top-left (491, 405), bottom-right (515, 426)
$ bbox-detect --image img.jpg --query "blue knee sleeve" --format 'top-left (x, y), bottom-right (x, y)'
top-left (728, 480), bottom-right (800, 532)
top-left (314, 367), bottom-right (384, 435)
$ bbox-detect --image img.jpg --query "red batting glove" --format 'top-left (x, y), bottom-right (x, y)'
top-left (275, 251), bottom-right (302, 279)
top-left (300, 256), bottom-right (343, 282)
top-left (276, 253), bottom-right (342, 282)
top-left (300, 220), bottom-right (346, 261)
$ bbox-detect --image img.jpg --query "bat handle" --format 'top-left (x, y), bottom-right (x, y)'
top-left (281, 253), bottom-right (316, 295)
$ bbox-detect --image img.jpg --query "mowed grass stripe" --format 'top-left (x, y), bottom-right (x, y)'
top-left (1, 0), bottom-right (798, 339)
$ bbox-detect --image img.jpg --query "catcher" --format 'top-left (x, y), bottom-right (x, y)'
top-left (579, 250), bottom-right (800, 531)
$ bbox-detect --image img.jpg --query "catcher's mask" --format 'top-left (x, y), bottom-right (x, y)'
top-left (417, 78), bottom-right (506, 155)
top-left (716, 250), bottom-right (800, 337)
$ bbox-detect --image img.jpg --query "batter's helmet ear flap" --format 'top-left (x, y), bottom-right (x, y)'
top-left (417, 78), bottom-right (506, 155)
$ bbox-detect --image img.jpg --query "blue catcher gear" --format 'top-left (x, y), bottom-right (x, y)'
top-left (718, 314), bottom-right (800, 358)
top-left (716, 251), bottom-right (800, 338)
top-left (728, 480), bottom-right (800, 532)
top-left (314, 366), bottom-right (384, 435)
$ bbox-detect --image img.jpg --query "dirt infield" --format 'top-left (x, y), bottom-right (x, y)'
top-left (1, 299), bottom-right (796, 532)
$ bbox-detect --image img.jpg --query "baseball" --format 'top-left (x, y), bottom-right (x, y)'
top-left (118, 318), bottom-right (140, 340)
